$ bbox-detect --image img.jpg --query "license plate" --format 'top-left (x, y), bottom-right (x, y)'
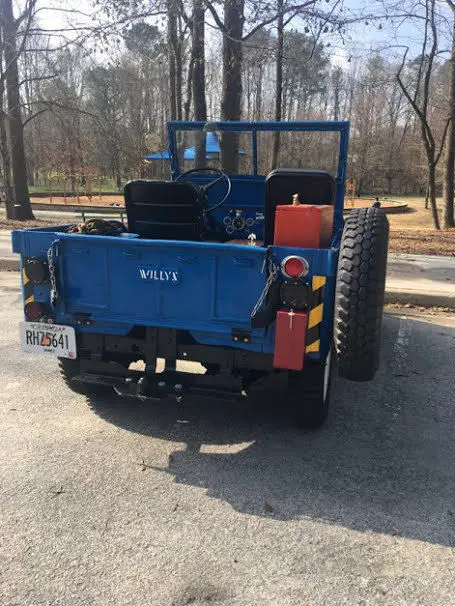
top-left (20, 322), bottom-right (77, 359)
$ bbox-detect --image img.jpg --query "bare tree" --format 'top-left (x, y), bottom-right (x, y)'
top-left (167, 0), bottom-right (184, 120)
top-left (206, 0), bottom-right (345, 172)
top-left (0, 0), bottom-right (35, 219)
top-left (272, 0), bottom-right (284, 169)
top-left (191, 0), bottom-right (207, 166)
top-left (443, 0), bottom-right (455, 228)
top-left (0, 0), bottom-right (450, 215)
top-left (0, 26), bottom-right (12, 207)
top-left (218, 0), bottom-right (245, 172)
top-left (396, 0), bottom-right (448, 230)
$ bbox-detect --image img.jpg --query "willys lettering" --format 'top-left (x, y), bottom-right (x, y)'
top-left (138, 267), bottom-right (180, 283)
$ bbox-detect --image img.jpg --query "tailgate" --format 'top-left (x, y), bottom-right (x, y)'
top-left (58, 235), bottom-right (266, 332)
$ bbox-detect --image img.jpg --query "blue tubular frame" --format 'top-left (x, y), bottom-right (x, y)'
top-left (166, 120), bottom-right (350, 235)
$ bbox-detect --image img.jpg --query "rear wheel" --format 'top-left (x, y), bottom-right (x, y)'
top-left (334, 207), bottom-right (389, 381)
top-left (58, 358), bottom-right (111, 396)
top-left (288, 349), bottom-right (334, 429)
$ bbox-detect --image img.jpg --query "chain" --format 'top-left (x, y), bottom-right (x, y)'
top-left (251, 255), bottom-right (279, 318)
top-left (47, 239), bottom-right (60, 308)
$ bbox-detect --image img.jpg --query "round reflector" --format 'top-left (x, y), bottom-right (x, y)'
top-left (24, 258), bottom-right (49, 284)
top-left (281, 256), bottom-right (309, 279)
top-left (24, 301), bottom-right (45, 321)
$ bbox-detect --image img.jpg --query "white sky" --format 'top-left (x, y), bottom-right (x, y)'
top-left (26, 0), bottom-right (452, 67)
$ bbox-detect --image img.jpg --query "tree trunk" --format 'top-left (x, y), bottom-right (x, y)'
top-left (386, 174), bottom-right (392, 195)
top-left (28, 165), bottom-right (35, 187)
top-left (428, 163), bottom-right (441, 230)
top-left (1, 0), bottom-right (34, 219)
top-left (271, 0), bottom-right (284, 170)
top-left (443, 19), bottom-right (455, 228)
top-left (333, 88), bottom-right (340, 122)
top-left (175, 36), bottom-right (183, 121)
top-left (192, 0), bottom-right (207, 168)
top-left (220, 0), bottom-right (245, 173)
top-left (254, 65), bottom-right (263, 120)
top-left (184, 53), bottom-right (195, 121)
top-left (69, 136), bottom-right (76, 193)
top-left (0, 72), bottom-right (13, 217)
top-left (0, 110), bottom-right (13, 217)
top-left (167, 0), bottom-right (178, 120)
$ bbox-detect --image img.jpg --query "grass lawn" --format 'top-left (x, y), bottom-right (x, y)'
top-left (28, 179), bottom-right (121, 195)
top-left (384, 196), bottom-right (455, 256)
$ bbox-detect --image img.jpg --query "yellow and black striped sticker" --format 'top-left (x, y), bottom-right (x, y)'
top-left (305, 275), bottom-right (326, 353)
top-left (22, 266), bottom-right (35, 305)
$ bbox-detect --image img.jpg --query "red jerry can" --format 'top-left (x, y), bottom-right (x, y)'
top-left (274, 195), bottom-right (334, 249)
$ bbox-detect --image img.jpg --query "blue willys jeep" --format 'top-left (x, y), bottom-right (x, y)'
top-left (12, 121), bottom-right (389, 428)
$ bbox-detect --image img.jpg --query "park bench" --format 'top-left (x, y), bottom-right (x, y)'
top-left (76, 207), bottom-right (126, 223)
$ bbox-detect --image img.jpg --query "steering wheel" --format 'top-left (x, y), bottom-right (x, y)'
top-left (175, 167), bottom-right (231, 213)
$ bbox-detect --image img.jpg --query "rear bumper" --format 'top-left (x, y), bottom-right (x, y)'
top-left (75, 363), bottom-right (249, 400)
top-left (75, 328), bottom-right (274, 399)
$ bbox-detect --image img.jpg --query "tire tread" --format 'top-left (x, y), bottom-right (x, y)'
top-left (58, 358), bottom-right (108, 396)
top-left (335, 208), bottom-right (389, 381)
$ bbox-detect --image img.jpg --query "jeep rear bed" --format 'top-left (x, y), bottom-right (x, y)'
top-left (12, 227), bottom-right (337, 357)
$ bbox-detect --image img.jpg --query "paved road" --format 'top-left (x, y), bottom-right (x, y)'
top-left (386, 253), bottom-right (455, 307)
top-left (1, 271), bottom-right (455, 606)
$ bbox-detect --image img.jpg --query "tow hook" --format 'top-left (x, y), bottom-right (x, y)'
top-left (175, 383), bottom-right (183, 402)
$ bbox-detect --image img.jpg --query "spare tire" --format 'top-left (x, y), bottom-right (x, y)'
top-left (334, 207), bottom-right (389, 381)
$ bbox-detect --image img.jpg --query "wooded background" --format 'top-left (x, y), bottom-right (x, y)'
top-left (1, 0), bottom-right (454, 228)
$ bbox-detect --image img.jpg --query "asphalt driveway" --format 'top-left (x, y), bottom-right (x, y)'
top-left (1, 272), bottom-right (455, 606)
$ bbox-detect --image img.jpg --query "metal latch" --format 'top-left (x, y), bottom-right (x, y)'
top-left (73, 313), bottom-right (93, 326)
top-left (231, 329), bottom-right (251, 344)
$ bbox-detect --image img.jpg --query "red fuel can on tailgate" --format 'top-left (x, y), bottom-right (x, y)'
top-left (274, 199), bottom-right (334, 249)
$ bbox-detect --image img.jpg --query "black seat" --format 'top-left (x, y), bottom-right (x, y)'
top-left (264, 169), bottom-right (336, 245)
top-left (124, 180), bottom-right (204, 240)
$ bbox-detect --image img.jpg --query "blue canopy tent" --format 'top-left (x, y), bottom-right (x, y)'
top-left (143, 132), bottom-right (245, 162)
top-left (144, 150), bottom-right (171, 160)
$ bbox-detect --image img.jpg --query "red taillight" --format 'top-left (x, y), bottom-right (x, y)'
top-left (24, 301), bottom-right (45, 321)
top-left (281, 256), bottom-right (309, 279)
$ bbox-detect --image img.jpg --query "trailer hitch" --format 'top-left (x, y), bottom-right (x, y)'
top-left (79, 369), bottom-right (245, 401)
top-left (135, 374), bottom-right (184, 401)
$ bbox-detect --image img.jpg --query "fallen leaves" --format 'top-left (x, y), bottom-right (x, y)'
top-left (49, 485), bottom-right (66, 498)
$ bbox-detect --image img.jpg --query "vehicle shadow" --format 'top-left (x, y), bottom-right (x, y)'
top-left (87, 313), bottom-right (455, 547)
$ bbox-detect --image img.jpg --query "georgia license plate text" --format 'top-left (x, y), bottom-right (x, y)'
top-left (19, 322), bottom-right (77, 359)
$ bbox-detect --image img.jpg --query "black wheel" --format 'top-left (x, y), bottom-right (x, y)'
top-left (334, 207), bottom-right (389, 381)
top-left (288, 348), bottom-right (334, 429)
top-left (58, 358), bottom-right (111, 396)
